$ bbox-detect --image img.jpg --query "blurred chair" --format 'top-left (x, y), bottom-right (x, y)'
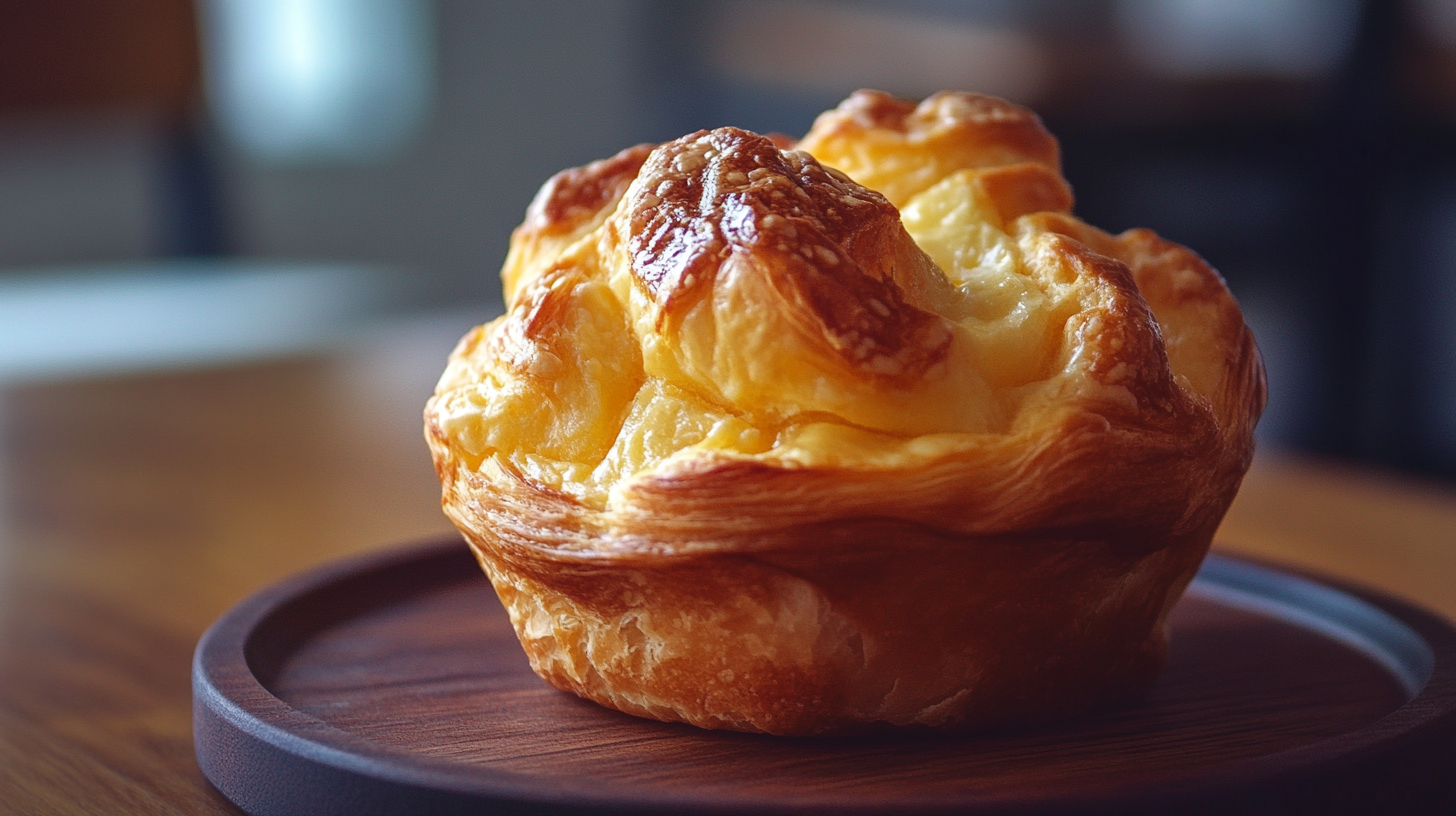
top-left (0, 0), bottom-right (410, 383)
top-left (0, 0), bottom-right (222, 258)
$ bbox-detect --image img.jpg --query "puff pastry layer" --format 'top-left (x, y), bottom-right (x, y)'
top-left (425, 90), bottom-right (1265, 735)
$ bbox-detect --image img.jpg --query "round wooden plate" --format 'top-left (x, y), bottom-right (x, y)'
top-left (194, 537), bottom-right (1456, 815)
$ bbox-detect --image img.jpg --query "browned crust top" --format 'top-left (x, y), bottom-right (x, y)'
top-left (428, 89), bottom-right (1266, 564)
top-left (522, 143), bottom-right (654, 237)
top-left (620, 127), bottom-right (951, 378)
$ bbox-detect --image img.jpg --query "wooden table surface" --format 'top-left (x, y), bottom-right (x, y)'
top-left (1, 336), bottom-right (1454, 815)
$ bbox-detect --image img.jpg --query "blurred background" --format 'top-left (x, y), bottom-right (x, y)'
top-left (1, 0), bottom-right (1454, 479)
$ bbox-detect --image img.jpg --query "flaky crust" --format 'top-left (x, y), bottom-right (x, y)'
top-left (425, 90), bottom-right (1265, 735)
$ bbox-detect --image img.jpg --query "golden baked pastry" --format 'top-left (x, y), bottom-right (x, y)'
top-left (425, 90), bottom-right (1265, 736)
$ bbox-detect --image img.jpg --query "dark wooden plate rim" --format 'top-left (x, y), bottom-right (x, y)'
top-left (193, 537), bottom-right (1456, 814)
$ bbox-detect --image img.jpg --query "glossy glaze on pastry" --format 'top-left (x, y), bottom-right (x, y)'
top-left (425, 90), bottom-right (1265, 736)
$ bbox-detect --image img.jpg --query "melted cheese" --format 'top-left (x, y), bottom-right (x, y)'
top-left (431, 95), bottom-right (1221, 508)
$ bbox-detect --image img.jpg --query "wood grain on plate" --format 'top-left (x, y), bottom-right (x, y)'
top-left (195, 537), bottom-right (1456, 816)
top-left (5, 352), bottom-right (1456, 815)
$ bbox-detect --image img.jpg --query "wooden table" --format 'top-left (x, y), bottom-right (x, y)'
top-left (1, 338), bottom-right (1454, 814)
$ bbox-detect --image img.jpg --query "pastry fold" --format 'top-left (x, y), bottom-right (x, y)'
top-left (425, 90), bottom-right (1265, 735)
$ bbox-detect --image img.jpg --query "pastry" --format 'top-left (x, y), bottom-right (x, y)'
top-left (424, 90), bottom-right (1265, 736)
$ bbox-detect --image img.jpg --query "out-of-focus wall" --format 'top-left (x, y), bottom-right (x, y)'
top-left (0, 113), bottom-right (166, 267)
top-left (0, 0), bottom-right (651, 309)
top-left (215, 0), bottom-right (650, 307)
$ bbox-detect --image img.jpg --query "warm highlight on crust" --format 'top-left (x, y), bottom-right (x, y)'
top-left (501, 143), bottom-right (654, 303)
top-left (425, 90), bottom-right (1266, 736)
top-left (616, 127), bottom-right (953, 383)
top-left (795, 89), bottom-right (1064, 209)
